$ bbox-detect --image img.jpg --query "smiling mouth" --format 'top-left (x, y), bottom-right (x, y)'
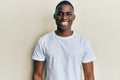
top-left (61, 21), bottom-right (68, 26)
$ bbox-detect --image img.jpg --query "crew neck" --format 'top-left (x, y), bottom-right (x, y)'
top-left (53, 31), bottom-right (75, 39)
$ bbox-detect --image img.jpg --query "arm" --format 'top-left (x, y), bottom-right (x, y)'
top-left (82, 62), bottom-right (95, 80)
top-left (33, 60), bottom-right (45, 80)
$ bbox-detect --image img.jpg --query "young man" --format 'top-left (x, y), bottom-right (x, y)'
top-left (32, 1), bottom-right (96, 80)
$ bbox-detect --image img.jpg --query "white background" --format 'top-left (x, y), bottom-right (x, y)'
top-left (0, 0), bottom-right (120, 80)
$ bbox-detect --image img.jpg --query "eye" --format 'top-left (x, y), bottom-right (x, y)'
top-left (67, 12), bottom-right (72, 16)
top-left (57, 12), bottom-right (63, 16)
top-left (57, 13), bottom-right (62, 16)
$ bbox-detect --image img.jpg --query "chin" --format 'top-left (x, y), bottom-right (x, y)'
top-left (57, 26), bottom-right (70, 31)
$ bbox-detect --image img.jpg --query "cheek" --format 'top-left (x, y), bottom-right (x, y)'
top-left (55, 17), bottom-right (60, 21)
top-left (70, 17), bottom-right (75, 21)
top-left (70, 15), bottom-right (75, 20)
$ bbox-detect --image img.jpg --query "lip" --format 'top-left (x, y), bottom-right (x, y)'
top-left (60, 21), bottom-right (69, 23)
top-left (60, 21), bottom-right (68, 26)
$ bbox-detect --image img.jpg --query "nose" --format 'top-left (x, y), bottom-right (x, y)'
top-left (62, 14), bottom-right (67, 20)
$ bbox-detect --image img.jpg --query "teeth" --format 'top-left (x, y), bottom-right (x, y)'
top-left (61, 22), bottom-right (68, 26)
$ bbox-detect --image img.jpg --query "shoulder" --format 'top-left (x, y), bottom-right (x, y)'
top-left (37, 32), bottom-right (54, 44)
top-left (74, 32), bottom-right (88, 42)
top-left (39, 32), bottom-right (53, 39)
top-left (74, 32), bottom-right (90, 47)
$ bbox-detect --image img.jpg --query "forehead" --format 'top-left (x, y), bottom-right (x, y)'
top-left (56, 5), bottom-right (74, 12)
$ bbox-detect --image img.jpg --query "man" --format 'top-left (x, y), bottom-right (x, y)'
top-left (32, 1), bottom-right (96, 80)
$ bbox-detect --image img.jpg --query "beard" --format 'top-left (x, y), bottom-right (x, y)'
top-left (57, 25), bottom-right (71, 31)
top-left (56, 21), bottom-right (72, 31)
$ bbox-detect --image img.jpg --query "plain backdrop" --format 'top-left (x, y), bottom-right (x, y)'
top-left (0, 0), bottom-right (120, 80)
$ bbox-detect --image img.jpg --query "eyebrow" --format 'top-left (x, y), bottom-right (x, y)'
top-left (57, 11), bottom-right (73, 13)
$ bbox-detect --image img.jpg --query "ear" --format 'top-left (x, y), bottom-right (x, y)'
top-left (53, 14), bottom-right (56, 19)
top-left (73, 14), bottom-right (75, 20)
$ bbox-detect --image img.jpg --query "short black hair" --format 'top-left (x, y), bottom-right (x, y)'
top-left (55, 0), bottom-right (74, 11)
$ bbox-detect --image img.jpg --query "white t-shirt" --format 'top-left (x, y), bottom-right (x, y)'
top-left (32, 31), bottom-right (96, 80)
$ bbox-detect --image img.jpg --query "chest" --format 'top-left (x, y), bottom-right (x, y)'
top-left (44, 39), bottom-right (84, 59)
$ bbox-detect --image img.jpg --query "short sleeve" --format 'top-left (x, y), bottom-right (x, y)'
top-left (82, 40), bottom-right (96, 63)
top-left (32, 40), bottom-right (45, 61)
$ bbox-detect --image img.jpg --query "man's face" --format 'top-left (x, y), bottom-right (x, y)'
top-left (54, 5), bottom-right (75, 31)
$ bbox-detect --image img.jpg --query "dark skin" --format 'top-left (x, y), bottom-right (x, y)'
top-left (54, 5), bottom-right (75, 37)
top-left (33, 4), bottom-right (95, 80)
top-left (82, 62), bottom-right (95, 80)
top-left (33, 61), bottom-right (45, 80)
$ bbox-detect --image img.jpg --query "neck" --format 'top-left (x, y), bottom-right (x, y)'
top-left (55, 30), bottom-right (73, 37)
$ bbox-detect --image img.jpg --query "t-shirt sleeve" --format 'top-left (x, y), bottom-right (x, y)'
top-left (32, 40), bottom-right (45, 61)
top-left (82, 40), bottom-right (96, 63)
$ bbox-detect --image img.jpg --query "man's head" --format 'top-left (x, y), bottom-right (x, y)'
top-left (54, 1), bottom-right (75, 31)
top-left (55, 0), bottom-right (74, 12)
